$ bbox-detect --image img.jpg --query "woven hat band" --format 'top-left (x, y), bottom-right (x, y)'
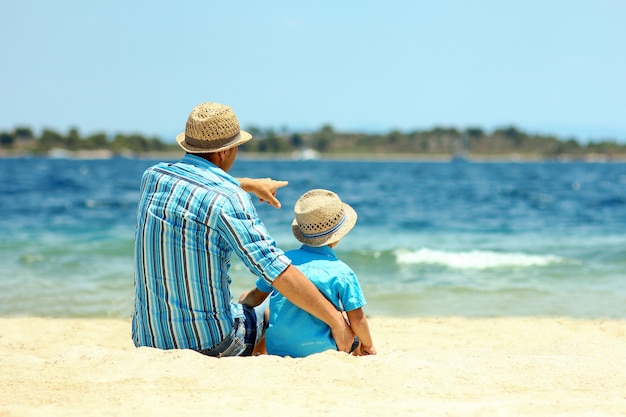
top-left (184, 133), bottom-right (239, 150)
top-left (300, 212), bottom-right (347, 239)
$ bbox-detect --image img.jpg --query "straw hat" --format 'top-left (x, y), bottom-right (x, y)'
top-left (176, 102), bottom-right (252, 153)
top-left (292, 189), bottom-right (357, 247)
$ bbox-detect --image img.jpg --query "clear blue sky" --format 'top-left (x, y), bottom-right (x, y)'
top-left (2, 0), bottom-right (625, 143)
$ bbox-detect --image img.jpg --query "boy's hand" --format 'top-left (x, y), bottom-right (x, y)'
top-left (359, 345), bottom-right (377, 355)
top-left (239, 288), bottom-right (269, 308)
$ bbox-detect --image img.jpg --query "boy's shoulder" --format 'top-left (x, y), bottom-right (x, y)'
top-left (286, 248), bottom-right (355, 274)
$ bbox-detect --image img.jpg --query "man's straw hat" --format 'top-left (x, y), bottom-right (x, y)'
top-left (176, 102), bottom-right (252, 153)
top-left (292, 189), bottom-right (357, 247)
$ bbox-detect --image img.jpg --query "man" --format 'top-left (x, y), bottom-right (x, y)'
top-left (132, 102), bottom-right (353, 356)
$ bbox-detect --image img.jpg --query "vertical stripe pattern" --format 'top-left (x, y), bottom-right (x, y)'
top-left (132, 154), bottom-right (291, 350)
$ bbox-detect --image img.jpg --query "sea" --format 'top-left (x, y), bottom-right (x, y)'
top-left (1, 156), bottom-right (625, 319)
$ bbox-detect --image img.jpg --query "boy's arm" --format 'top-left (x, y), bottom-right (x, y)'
top-left (346, 307), bottom-right (377, 355)
top-left (239, 287), bottom-right (270, 308)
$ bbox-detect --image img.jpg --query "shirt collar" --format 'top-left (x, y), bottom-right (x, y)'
top-left (300, 244), bottom-right (337, 258)
top-left (179, 154), bottom-right (240, 186)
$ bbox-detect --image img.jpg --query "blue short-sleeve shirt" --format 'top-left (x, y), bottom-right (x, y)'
top-left (256, 244), bottom-right (366, 357)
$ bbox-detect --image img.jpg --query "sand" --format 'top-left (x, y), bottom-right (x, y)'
top-left (1, 316), bottom-right (625, 417)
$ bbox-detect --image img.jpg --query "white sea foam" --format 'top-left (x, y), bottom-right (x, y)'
top-left (395, 248), bottom-right (569, 269)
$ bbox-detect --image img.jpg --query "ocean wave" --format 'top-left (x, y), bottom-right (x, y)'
top-left (394, 248), bottom-right (571, 270)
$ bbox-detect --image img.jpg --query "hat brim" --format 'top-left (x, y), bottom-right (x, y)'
top-left (292, 203), bottom-right (357, 247)
top-left (175, 130), bottom-right (252, 153)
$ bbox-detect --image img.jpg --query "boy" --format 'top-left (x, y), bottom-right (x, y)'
top-left (240, 189), bottom-right (376, 357)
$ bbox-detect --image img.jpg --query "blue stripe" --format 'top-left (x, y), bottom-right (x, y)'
top-left (301, 213), bottom-right (346, 239)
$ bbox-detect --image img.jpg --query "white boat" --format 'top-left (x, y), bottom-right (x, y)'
top-left (292, 148), bottom-right (321, 161)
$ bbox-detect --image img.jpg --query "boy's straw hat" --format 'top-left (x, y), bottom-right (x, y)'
top-left (292, 189), bottom-right (357, 247)
top-left (176, 102), bottom-right (252, 153)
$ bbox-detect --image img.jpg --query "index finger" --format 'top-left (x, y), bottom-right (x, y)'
top-left (274, 180), bottom-right (289, 190)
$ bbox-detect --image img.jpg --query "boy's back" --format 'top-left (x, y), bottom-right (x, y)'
top-left (246, 189), bottom-right (375, 357)
top-left (263, 245), bottom-right (366, 357)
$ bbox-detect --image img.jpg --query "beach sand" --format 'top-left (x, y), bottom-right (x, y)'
top-left (1, 317), bottom-right (625, 416)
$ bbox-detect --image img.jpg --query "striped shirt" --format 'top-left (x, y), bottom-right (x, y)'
top-left (132, 154), bottom-right (291, 350)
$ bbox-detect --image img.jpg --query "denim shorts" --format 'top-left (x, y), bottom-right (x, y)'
top-left (197, 298), bottom-right (269, 357)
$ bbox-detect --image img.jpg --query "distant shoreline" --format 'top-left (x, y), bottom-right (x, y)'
top-left (2, 149), bottom-right (626, 162)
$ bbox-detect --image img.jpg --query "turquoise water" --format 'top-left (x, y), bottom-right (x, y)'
top-left (1, 157), bottom-right (625, 318)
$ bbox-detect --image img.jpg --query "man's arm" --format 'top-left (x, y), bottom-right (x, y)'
top-left (238, 177), bottom-right (288, 209)
top-left (272, 265), bottom-right (355, 352)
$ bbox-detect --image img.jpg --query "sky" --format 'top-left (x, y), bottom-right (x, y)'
top-left (1, 0), bottom-right (625, 143)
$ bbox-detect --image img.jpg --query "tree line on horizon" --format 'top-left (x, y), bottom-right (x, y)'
top-left (1, 124), bottom-right (625, 158)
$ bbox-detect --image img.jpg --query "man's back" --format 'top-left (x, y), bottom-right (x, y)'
top-left (132, 155), bottom-right (288, 351)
